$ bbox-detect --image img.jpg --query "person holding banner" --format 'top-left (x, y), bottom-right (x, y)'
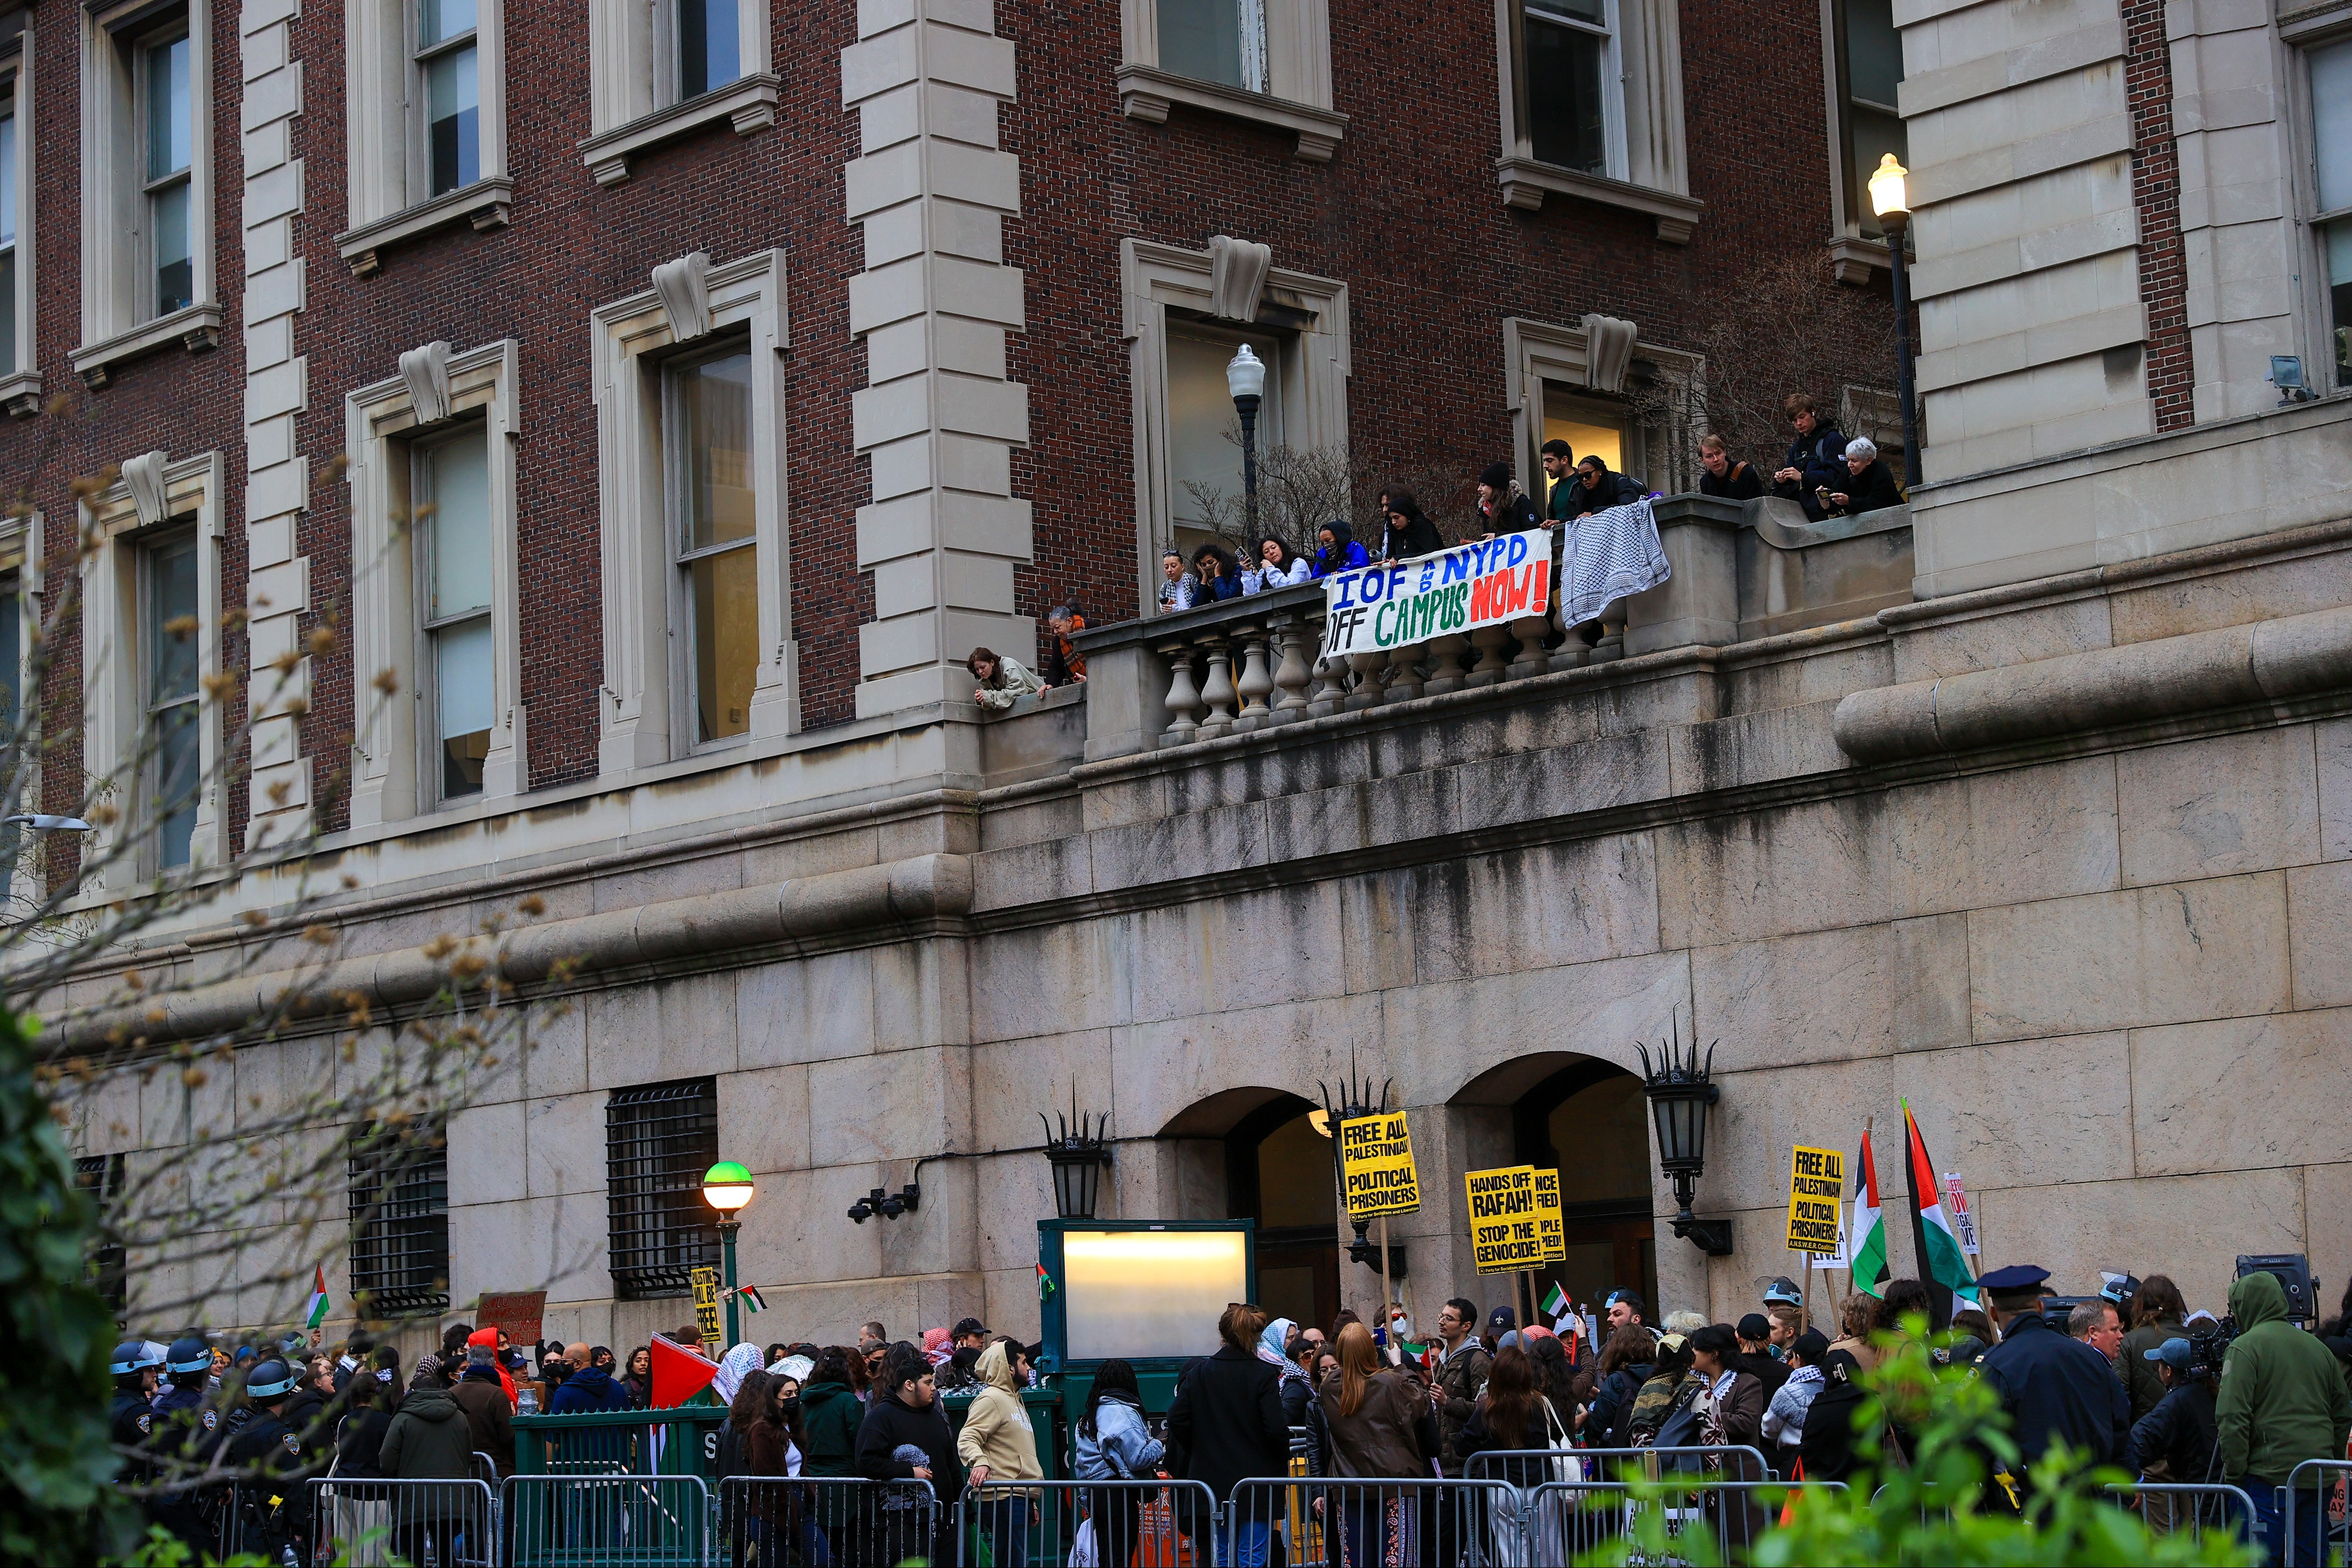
top-left (1474, 464), bottom-right (1541, 538)
top-left (1310, 520), bottom-right (1369, 579)
top-left (1378, 491), bottom-right (1445, 563)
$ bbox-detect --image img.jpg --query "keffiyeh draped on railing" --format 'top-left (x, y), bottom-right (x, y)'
top-left (1558, 496), bottom-right (1670, 627)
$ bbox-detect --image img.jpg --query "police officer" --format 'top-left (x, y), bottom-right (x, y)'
top-left (109, 1341), bottom-right (166, 1480)
top-left (149, 1334), bottom-right (224, 1552)
top-left (1975, 1264), bottom-right (2132, 1499)
top-left (226, 1357), bottom-right (315, 1568)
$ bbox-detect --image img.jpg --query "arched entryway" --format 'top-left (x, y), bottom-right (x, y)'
top-left (1451, 1053), bottom-right (1657, 1325)
top-left (1156, 1088), bottom-right (1341, 1335)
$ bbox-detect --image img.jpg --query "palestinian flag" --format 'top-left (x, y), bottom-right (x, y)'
top-left (649, 1334), bottom-right (722, 1408)
top-left (1901, 1100), bottom-right (1978, 1331)
top-left (735, 1285), bottom-right (768, 1315)
top-left (1539, 1282), bottom-right (1569, 1320)
top-left (1851, 1129), bottom-right (1891, 1298)
top-left (303, 1265), bottom-right (331, 1329)
top-left (1037, 1262), bottom-right (1057, 1299)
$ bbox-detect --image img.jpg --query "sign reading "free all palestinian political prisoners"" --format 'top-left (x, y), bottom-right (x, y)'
top-left (1319, 530), bottom-right (1554, 660)
top-left (1339, 1111), bottom-right (1421, 1219)
top-left (1786, 1145), bottom-right (1847, 1254)
top-left (1466, 1165), bottom-right (1544, 1274)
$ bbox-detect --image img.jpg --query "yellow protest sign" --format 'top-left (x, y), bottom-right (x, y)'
top-left (1785, 1145), bottom-right (1847, 1254)
top-left (1339, 1111), bottom-right (1420, 1219)
top-left (1531, 1167), bottom-right (1566, 1262)
top-left (1465, 1165), bottom-right (1542, 1273)
top-left (691, 1266), bottom-right (722, 1349)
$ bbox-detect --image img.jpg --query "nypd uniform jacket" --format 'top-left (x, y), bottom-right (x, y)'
top-left (1976, 1311), bottom-right (2131, 1468)
top-left (109, 1392), bottom-right (157, 1481)
top-left (226, 1406), bottom-right (319, 1521)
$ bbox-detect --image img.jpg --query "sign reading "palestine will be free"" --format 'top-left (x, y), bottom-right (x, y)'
top-left (1319, 530), bottom-right (1555, 660)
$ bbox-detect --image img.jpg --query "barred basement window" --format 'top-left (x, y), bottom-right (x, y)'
top-left (74, 1154), bottom-right (127, 1321)
top-left (606, 1078), bottom-right (718, 1299)
top-left (348, 1121), bottom-right (450, 1315)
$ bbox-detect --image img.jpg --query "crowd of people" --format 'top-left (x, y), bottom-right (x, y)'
top-left (104, 1262), bottom-right (2352, 1567)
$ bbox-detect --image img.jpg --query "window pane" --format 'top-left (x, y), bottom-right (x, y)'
top-left (152, 184), bottom-right (193, 315)
top-left (421, 0), bottom-right (478, 48)
top-left (680, 351), bottom-right (754, 552)
top-left (1, 110), bottom-right (16, 246)
top-left (680, 0), bottom-right (741, 98)
top-left (2316, 40), bottom-right (2352, 215)
top-left (0, 582), bottom-right (18, 731)
top-left (1160, 0), bottom-right (1243, 89)
top-left (2328, 218), bottom-right (2352, 389)
top-left (146, 35), bottom-right (191, 180)
top-left (688, 544), bottom-right (756, 743)
top-left (0, 250), bottom-right (14, 379)
top-left (434, 615), bottom-right (492, 797)
top-left (425, 431), bottom-right (492, 621)
top-left (428, 44), bottom-right (480, 195)
top-left (1845, 0), bottom-right (1902, 108)
top-left (155, 701), bottom-right (199, 867)
top-left (1526, 14), bottom-right (1607, 174)
top-left (148, 536), bottom-right (199, 704)
top-left (1166, 332), bottom-right (1269, 535)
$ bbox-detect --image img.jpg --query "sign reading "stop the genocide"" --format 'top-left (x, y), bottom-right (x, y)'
top-left (1785, 1144), bottom-right (1847, 1254)
top-left (1339, 1111), bottom-right (1421, 1219)
top-left (1466, 1165), bottom-right (1543, 1273)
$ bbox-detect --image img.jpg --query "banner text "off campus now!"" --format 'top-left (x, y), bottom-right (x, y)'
top-left (1319, 530), bottom-right (1553, 660)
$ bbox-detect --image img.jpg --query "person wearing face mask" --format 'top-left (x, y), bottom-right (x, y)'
top-left (1311, 520), bottom-right (1369, 579)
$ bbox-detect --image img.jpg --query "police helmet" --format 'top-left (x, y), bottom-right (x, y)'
top-left (165, 1335), bottom-right (215, 1376)
top-left (246, 1358), bottom-right (300, 1399)
top-left (111, 1340), bottom-right (166, 1376)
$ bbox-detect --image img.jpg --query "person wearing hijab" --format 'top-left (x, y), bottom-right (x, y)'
top-left (1312, 520), bottom-right (1369, 579)
top-left (1380, 492), bottom-right (1445, 562)
top-left (1261, 1318), bottom-right (1314, 1426)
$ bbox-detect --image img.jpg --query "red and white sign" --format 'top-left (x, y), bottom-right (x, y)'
top-left (1942, 1173), bottom-right (1980, 1256)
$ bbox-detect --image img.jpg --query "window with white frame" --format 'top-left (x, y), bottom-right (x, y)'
top-left (1158, 0), bottom-right (1264, 94)
top-left (0, 72), bottom-right (17, 375)
top-left (2311, 36), bottom-right (2352, 389)
top-left (1116, 0), bottom-right (1342, 160)
top-left (1831, 0), bottom-right (1904, 242)
top-left (1522, 0), bottom-right (1616, 177)
top-left (665, 345), bottom-right (757, 747)
top-left (590, 250), bottom-right (793, 774)
top-left (75, 0), bottom-right (218, 383)
top-left (343, 340), bottom-right (523, 828)
top-left (338, 0), bottom-right (509, 274)
top-left (579, 0), bottom-right (774, 185)
top-left (0, 17), bottom-right (36, 409)
top-left (140, 529), bottom-right (200, 869)
top-left (418, 0), bottom-right (481, 197)
top-left (414, 427), bottom-right (494, 800)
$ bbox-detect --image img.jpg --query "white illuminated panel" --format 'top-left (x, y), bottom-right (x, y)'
top-left (1062, 1230), bottom-right (1249, 1362)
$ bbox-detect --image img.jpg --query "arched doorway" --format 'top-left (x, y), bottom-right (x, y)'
top-left (1515, 1061), bottom-right (1657, 1322)
top-left (1153, 1087), bottom-right (1341, 1335)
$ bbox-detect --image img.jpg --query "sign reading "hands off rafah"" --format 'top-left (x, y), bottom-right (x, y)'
top-left (1319, 530), bottom-right (1553, 660)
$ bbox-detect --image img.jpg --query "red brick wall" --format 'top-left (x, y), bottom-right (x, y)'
top-left (2122, 0), bottom-right (2195, 432)
top-left (4, 0), bottom-right (1899, 834)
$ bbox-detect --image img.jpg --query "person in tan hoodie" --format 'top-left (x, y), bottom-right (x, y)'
top-left (956, 1339), bottom-right (1042, 1566)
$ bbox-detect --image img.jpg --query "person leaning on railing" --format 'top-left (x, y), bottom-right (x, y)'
top-left (1310, 521), bottom-right (1369, 579)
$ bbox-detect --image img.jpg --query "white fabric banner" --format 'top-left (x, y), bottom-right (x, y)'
top-left (1318, 529), bottom-right (1553, 661)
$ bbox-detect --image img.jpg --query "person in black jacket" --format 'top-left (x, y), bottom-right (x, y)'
top-left (1798, 1349), bottom-right (1879, 1483)
top-left (855, 1344), bottom-right (962, 1568)
top-left (1558, 456), bottom-right (1646, 520)
top-left (1584, 1326), bottom-right (1656, 1452)
top-left (1698, 434), bottom-right (1765, 500)
top-left (1379, 489), bottom-right (1445, 562)
top-left (1474, 462), bottom-right (1542, 537)
top-left (1771, 394), bottom-right (1847, 520)
top-left (2127, 1338), bottom-right (2220, 1483)
top-left (1825, 438), bottom-right (1903, 516)
top-left (1165, 1304), bottom-right (1290, 1563)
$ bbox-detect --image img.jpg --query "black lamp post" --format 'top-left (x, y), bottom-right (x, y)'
top-left (1041, 1107), bottom-right (1114, 1220)
top-left (1227, 344), bottom-right (1266, 539)
top-left (1868, 154), bottom-right (1923, 492)
top-left (1637, 1030), bottom-right (1734, 1256)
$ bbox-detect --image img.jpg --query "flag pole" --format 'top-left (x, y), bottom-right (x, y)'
top-left (1376, 1213), bottom-right (1396, 1363)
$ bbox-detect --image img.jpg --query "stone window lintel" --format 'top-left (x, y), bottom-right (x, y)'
top-left (334, 177), bottom-right (515, 278)
top-left (1115, 64), bottom-right (1346, 160)
top-left (578, 73), bottom-right (781, 185)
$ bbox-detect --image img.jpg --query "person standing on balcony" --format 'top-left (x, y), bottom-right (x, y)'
top-left (1311, 521), bottom-right (1369, 578)
top-left (1699, 435), bottom-right (1765, 500)
top-left (1041, 605), bottom-right (1089, 685)
top-left (1159, 550), bottom-right (1198, 612)
top-left (1772, 394), bottom-right (1847, 520)
top-left (1541, 440), bottom-right (1581, 521)
top-left (1246, 535), bottom-right (1312, 590)
top-left (1475, 463), bottom-right (1540, 538)
top-left (1380, 492), bottom-right (1445, 562)
top-left (1191, 544), bottom-right (1247, 603)
top-left (966, 647), bottom-right (1044, 713)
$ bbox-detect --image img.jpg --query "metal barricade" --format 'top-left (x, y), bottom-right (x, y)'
top-left (308, 1476), bottom-right (499, 1568)
top-left (718, 1474), bottom-right (940, 1568)
top-left (502, 1471), bottom-right (710, 1567)
top-left (2104, 1481), bottom-right (2256, 1551)
top-left (1474, 1445), bottom-right (1776, 1485)
top-left (951, 1477), bottom-right (1218, 1568)
top-left (211, 1481), bottom-right (308, 1567)
top-left (1543, 1475), bottom-right (1843, 1566)
top-left (1228, 1475), bottom-right (1517, 1568)
top-left (2282, 1460), bottom-right (2352, 1568)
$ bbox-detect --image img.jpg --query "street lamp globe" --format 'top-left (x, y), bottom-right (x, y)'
top-left (1867, 153), bottom-right (1909, 226)
top-left (1225, 343), bottom-right (1266, 404)
top-left (702, 1160), bottom-right (755, 1214)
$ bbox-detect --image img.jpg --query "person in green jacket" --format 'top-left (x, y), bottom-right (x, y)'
top-left (2215, 1270), bottom-right (2352, 1566)
top-left (799, 1349), bottom-right (864, 1478)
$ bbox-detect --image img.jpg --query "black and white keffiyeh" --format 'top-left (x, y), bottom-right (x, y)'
top-left (1558, 496), bottom-right (1670, 626)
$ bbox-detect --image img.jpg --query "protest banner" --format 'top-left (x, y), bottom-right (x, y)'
top-left (1785, 1144), bottom-right (1846, 1254)
top-left (1319, 530), bottom-right (1553, 661)
top-left (691, 1266), bottom-right (722, 1350)
top-left (1465, 1165), bottom-right (1542, 1274)
top-left (1339, 1111), bottom-right (1420, 1219)
top-left (1808, 1202), bottom-right (1850, 1269)
top-left (1943, 1173), bottom-right (1980, 1256)
top-left (474, 1290), bottom-right (546, 1345)
top-left (1531, 1167), bottom-right (1566, 1262)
